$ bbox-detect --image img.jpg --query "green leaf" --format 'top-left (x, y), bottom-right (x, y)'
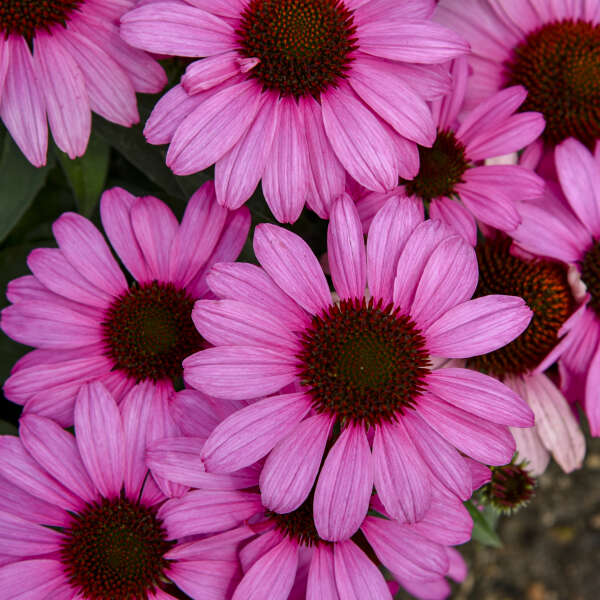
top-left (465, 500), bottom-right (503, 548)
top-left (57, 132), bottom-right (110, 217)
top-left (0, 135), bottom-right (53, 243)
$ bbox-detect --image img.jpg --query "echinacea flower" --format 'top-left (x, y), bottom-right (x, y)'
top-left (511, 136), bottom-right (600, 436)
top-left (436, 0), bottom-right (600, 149)
top-left (353, 58), bottom-right (546, 242)
top-left (0, 0), bottom-right (166, 166)
top-left (464, 236), bottom-right (586, 475)
top-left (0, 381), bottom-right (245, 600)
top-left (183, 194), bottom-right (534, 541)
top-left (120, 0), bottom-right (469, 222)
top-left (1, 181), bottom-right (250, 425)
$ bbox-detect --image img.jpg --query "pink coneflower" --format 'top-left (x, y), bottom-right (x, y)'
top-left (436, 0), bottom-right (600, 150)
top-left (353, 58), bottom-right (546, 243)
top-left (184, 194), bottom-right (533, 540)
top-left (1, 182), bottom-right (250, 425)
top-left (511, 136), bottom-right (600, 437)
top-left (0, 382), bottom-right (245, 599)
top-left (0, 0), bottom-right (166, 166)
top-left (465, 236), bottom-right (585, 474)
top-left (120, 0), bottom-right (469, 222)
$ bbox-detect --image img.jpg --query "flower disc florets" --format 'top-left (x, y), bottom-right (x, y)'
top-left (469, 239), bottom-right (573, 377)
top-left (506, 20), bottom-right (600, 147)
top-left (581, 240), bottom-right (600, 317)
top-left (402, 129), bottom-right (469, 201)
top-left (60, 495), bottom-right (174, 598)
top-left (0, 0), bottom-right (84, 40)
top-left (297, 297), bottom-right (429, 426)
top-left (481, 460), bottom-right (536, 514)
top-left (237, 0), bottom-right (358, 97)
top-left (270, 494), bottom-right (321, 547)
top-left (102, 281), bottom-right (204, 383)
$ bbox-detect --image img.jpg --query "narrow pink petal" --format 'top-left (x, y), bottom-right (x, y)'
top-left (19, 415), bottom-right (96, 503)
top-left (202, 392), bottom-right (312, 472)
top-left (393, 219), bottom-right (451, 314)
top-left (333, 540), bottom-right (392, 599)
top-left (447, 547), bottom-right (468, 582)
top-left (215, 92), bottom-right (279, 210)
top-left (556, 137), bottom-right (600, 238)
top-left (120, 3), bottom-right (235, 56)
top-left (463, 165), bottom-right (545, 202)
top-left (425, 295), bottom-right (532, 358)
top-left (0, 510), bottom-right (63, 556)
top-left (165, 525), bottom-right (254, 562)
top-left (410, 235), bottom-right (477, 329)
top-left (358, 19), bottom-right (469, 63)
top-left (314, 425), bottom-right (373, 541)
top-left (168, 559), bottom-right (241, 600)
top-left (34, 32), bottom-right (90, 159)
top-left (372, 421), bottom-right (432, 522)
top-left (465, 457), bottom-right (492, 490)
top-left (167, 80), bottom-right (261, 176)
top-left (183, 0), bottom-right (245, 17)
top-left (159, 490), bottom-right (263, 538)
top-left (0, 560), bottom-right (66, 599)
top-left (254, 224), bottom-right (332, 314)
top-left (367, 195), bottom-right (423, 303)
top-left (397, 576), bottom-right (450, 600)
top-left (0, 38), bottom-right (8, 97)
top-left (349, 55), bottom-right (436, 146)
top-left (183, 346), bottom-right (298, 400)
top-left (587, 345), bottom-right (600, 436)
top-left (75, 382), bottom-right (125, 499)
top-left (130, 196), bottom-right (179, 282)
top-left (402, 410), bottom-right (473, 500)
top-left (417, 393), bottom-right (516, 465)
top-left (301, 96), bottom-right (346, 219)
top-left (263, 96), bottom-right (310, 223)
top-left (307, 543), bottom-right (340, 600)
top-left (328, 195), bottom-right (367, 300)
top-left (433, 56), bottom-right (469, 130)
top-left (355, 0), bottom-right (436, 22)
top-left (240, 528), bottom-right (283, 573)
top-left (526, 373), bottom-right (586, 472)
top-left (169, 389), bottom-right (226, 439)
top-left (182, 51), bottom-right (250, 94)
top-left (429, 197), bottom-right (477, 246)
top-left (261, 414), bottom-right (333, 514)
top-left (52, 212), bottom-right (127, 296)
top-left (457, 181), bottom-right (522, 232)
top-left (206, 263), bottom-right (311, 331)
top-left (321, 83), bottom-right (398, 192)
top-left (193, 299), bottom-right (299, 351)
top-left (233, 538), bottom-right (299, 600)
top-left (361, 517), bottom-right (449, 583)
top-left (426, 368), bottom-right (534, 427)
top-left (0, 36), bottom-right (47, 166)
top-left (510, 424), bottom-right (550, 477)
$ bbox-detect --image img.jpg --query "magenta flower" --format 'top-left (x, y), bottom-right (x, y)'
top-left (511, 137), bottom-right (600, 436)
top-left (184, 194), bottom-right (534, 540)
top-left (120, 0), bottom-right (469, 222)
top-left (353, 58), bottom-right (546, 242)
top-left (1, 182), bottom-right (250, 426)
top-left (436, 0), bottom-right (600, 149)
top-left (0, 0), bottom-right (166, 166)
top-left (0, 381), bottom-right (244, 600)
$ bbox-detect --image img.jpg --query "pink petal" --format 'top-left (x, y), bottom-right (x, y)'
top-left (183, 346), bottom-right (298, 400)
top-left (0, 510), bottom-right (63, 556)
top-left (168, 559), bottom-right (240, 600)
top-left (202, 392), bottom-right (312, 472)
top-left (333, 540), bottom-right (392, 600)
top-left (425, 295), bottom-right (532, 358)
top-left (232, 538), bottom-right (299, 600)
top-left (372, 421), bottom-right (432, 522)
top-left (182, 51), bottom-right (251, 94)
top-left (240, 529), bottom-right (283, 573)
top-left (510, 424), bottom-right (550, 477)
top-left (74, 382), bottom-right (125, 499)
top-left (321, 83), bottom-right (398, 193)
top-left (416, 393), bottom-right (516, 465)
top-left (429, 197), bottom-right (477, 246)
top-left (307, 543), bottom-right (340, 600)
top-left (262, 97), bottom-right (310, 224)
top-left (314, 425), bottom-right (373, 541)
top-left (183, 0), bottom-right (245, 18)
top-left (254, 224), bottom-right (332, 315)
top-left (587, 345), bottom-right (600, 436)
top-left (426, 368), bottom-right (534, 427)
top-left (0, 560), bottom-right (66, 600)
top-left (261, 414), bottom-right (333, 514)
top-left (328, 195), bottom-right (367, 300)
top-left (432, 56), bottom-right (469, 130)
top-left (166, 525), bottom-right (254, 562)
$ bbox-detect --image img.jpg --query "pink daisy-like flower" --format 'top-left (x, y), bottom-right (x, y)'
top-left (511, 136), bottom-right (600, 436)
top-left (119, 0), bottom-right (469, 222)
top-left (353, 58), bottom-right (546, 243)
top-left (458, 237), bottom-right (585, 475)
top-left (1, 181), bottom-right (250, 426)
top-left (183, 194), bottom-right (534, 541)
top-left (0, 0), bottom-right (166, 166)
top-left (435, 0), bottom-right (600, 149)
top-left (0, 381), bottom-right (248, 600)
